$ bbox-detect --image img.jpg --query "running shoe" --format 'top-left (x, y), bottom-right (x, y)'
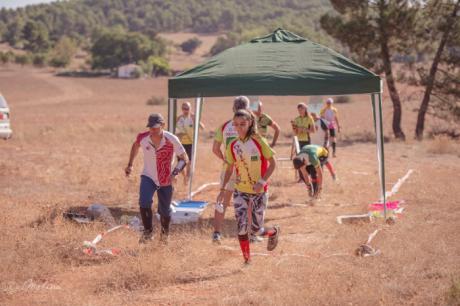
top-left (212, 231), bottom-right (222, 244)
top-left (267, 225), bottom-right (280, 251)
top-left (250, 234), bottom-right (263, 243)
top-left (139, 230), bottom-right (153, 244)
top-left (160, 232), bottom-right (169, 245)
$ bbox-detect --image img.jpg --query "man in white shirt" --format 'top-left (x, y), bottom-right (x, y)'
top-left (125, 113), bottom-right (188, 243)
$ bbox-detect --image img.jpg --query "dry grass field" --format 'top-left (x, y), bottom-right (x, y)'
top-left (1, 65), bottom-right (459, 305)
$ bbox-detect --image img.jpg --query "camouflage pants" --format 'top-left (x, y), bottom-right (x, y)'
top-left (233, 190), bottom-right (267, 236)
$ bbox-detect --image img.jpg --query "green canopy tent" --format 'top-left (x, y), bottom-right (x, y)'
top-left (168, 29), bottom-right (387, 217)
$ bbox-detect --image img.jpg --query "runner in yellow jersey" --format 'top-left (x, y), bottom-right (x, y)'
top-left (217, 109), bottom-right (280, 263)
top-left (211, 96), bottom-right (250, 243)
top-left (176, 101), bottom-right (205, 185)
top-left (291, 102), bottom-right (315, 148)
top-left (252, 100), bottom-right (280, 147)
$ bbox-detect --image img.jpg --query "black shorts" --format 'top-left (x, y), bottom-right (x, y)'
top-left (298, 140), bottom-right (310, 150)
top-left (329, 128), bottom-right (336, 137)
top-left (182, 144), bottom-right (193, 160)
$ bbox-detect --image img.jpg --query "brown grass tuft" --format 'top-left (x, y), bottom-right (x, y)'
top-left (446, 277), bottom-right (460, 306)
top-left (427, 136), bottom-right (458, 155)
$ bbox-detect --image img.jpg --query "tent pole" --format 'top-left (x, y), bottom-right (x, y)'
top-left (371, 94), bottom-right (377, 135)
top-left (167, 98), bottom-right (177, 133)
top-left (188, 97), bottom-right (203, 200)
top-left (375, 93), bottom-right (387, 219)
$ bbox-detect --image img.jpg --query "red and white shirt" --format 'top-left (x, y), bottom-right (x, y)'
top-left (136, 131), bottom-right (186, 186)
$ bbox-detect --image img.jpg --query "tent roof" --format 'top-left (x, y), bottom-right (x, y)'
top-left (168, 29), bottom-right (381, 99)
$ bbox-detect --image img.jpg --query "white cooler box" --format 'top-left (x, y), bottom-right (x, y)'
top-left (157, 200), bottom-right (208, 224)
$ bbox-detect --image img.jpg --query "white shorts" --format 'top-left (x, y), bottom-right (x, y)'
top-left (220, 167), bottom-right (236, 192)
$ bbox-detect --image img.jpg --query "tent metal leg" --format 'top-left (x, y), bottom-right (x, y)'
top-left (167, 98), bottom-right (177, 133)
top-left (188, 97), bottom-right (203, 200)
top-left (373, 93), bottom-right (387, 219)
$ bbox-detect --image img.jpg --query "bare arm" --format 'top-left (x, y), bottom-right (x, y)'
top-left (171, 152), bottom-right (189, 177)
top-left (299, 166), bottom-right (314, 197)
top-left (308, 120), bottom-right (316, 133)
top-left (270, 121), bottom-right (280, 147)
top-left (212, 140), bottom-right (225, 162)
top-left (191, 114), bottom-right (206, 130)
top-left (125, 141), bottom-right (140, 177)
top-left (253, 156), bottom-right (277, 193)
top-left (315, 165), bottom-right (323, 198)
top-left (217, 163), bottom-right (234, 202)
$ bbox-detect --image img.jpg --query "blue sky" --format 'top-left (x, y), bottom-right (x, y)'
top-left (0, 0), bottom-right (58, 9)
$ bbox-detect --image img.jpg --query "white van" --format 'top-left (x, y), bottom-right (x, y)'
top-left (0, 94), bottom-right (12, 140)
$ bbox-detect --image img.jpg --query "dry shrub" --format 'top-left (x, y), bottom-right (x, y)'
top-left (446, 278), bottom-right (460, 306)
top-left (335, 95), bottom-right (352, 104)
top-left (427, 136), bottom-right (457, 155)
top-left (341, 131), bottom-right (376, 145)
top-left (146, 96), bottom-right (167, 105)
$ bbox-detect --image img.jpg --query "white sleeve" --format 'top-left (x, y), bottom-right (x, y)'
top-left (167, 132), bottom-right (186, 156)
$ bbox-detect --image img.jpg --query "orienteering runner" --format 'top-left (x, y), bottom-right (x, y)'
top-left (125, 113), bottom-right (188, 243)
top-left (211, 96), bottom-right (250, 243)
top-left (320, 98), bottom-right (341, 157)
top-left (217, 109), bottom-right (280, 264)
top-left (252, 100), bottom-right (280, 147)
top-left (175, 101), bottom-right (205, 185)
top-left (292, 144), bottom-right (336, 198)
top-left (291, 102), bottom-right (315, 149)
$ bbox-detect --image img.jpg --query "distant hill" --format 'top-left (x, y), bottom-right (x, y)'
top-left (0, 0), bottom-right (333, 47)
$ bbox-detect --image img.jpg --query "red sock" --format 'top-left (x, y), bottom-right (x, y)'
top-left (326, 162), bottom-right (335, 176)
top-left (238, 235), bottom-right (250, 262)
top-left (261, 227), bottom-right (277, 237)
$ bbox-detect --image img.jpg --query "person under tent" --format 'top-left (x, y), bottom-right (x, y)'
top-left (175, 101), bottom-right (205, 186)
top-left (310, 112), bottom-right (330, 149)
top-left (320, 98), bottom-right (341, 157)
top-left (291, 102), bottom-right (315, 149)
top-left (292, 144), bottom-right (336, 199)
top-left (252, 99), bottom-right (280, 147)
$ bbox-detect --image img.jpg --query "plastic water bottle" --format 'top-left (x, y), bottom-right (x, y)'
top-left (215, 201), bottom-right (224, 213)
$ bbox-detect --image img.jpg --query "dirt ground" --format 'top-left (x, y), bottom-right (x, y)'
top-left (0, 65), bottom-right (459, 305)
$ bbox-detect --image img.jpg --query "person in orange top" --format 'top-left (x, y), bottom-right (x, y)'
top-left (217, 109), bottom-right (280, 264)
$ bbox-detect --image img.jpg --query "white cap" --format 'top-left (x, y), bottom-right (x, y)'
top-left (326, 98), bottom-right (334, 104)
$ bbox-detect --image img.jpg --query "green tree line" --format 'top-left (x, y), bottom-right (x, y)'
top-left (0, 0), bottom-right (331, 51)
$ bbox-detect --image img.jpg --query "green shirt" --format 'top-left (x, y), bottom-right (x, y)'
top-left (298, 144), bottom-right (329, 167)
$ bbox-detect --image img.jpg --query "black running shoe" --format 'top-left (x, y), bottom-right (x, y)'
top-left (212, 232), bottom-right (222, 244)
top-left (267, 225), bottom-right (280, 251)
top-left (139, 230), bottom-right (153, 244)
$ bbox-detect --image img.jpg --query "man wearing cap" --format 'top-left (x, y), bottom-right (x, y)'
top-left (252, 100), bottom-right (280, 147)
top-left (320, 98), bottom-right (341, 157)
top-left (125, 113), bottom-right (188, 243)
top-left (211, 96), bottom-right (250, 243)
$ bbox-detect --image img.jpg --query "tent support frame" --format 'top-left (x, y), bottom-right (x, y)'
top-left (371, 92), bottom-right (387, 219)
top-left (188, 97), bottom-right (203, 200)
